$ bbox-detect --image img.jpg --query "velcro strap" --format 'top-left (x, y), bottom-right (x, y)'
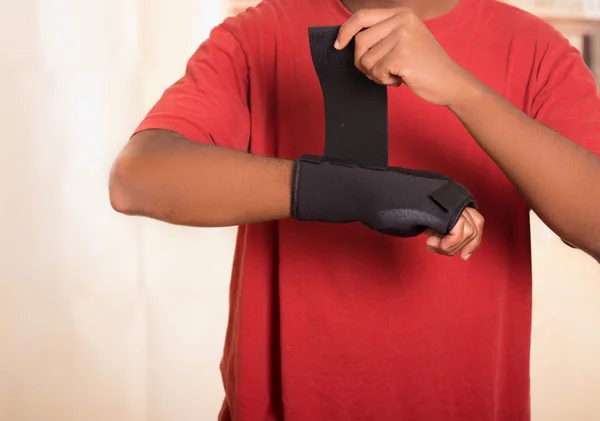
top-left (308, 25), bottom-right (357, 71)
top-left (308, 26), bottom-right (388, 168)
top-left (429, 181), bottom-right (472, 212)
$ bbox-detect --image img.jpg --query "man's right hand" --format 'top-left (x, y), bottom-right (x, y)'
top-left (424, 207), bottom-right (484, 261)
top-left (291, 155), bottom-right (477, 239)
top-left (111, 129), bottom-right (482, 259)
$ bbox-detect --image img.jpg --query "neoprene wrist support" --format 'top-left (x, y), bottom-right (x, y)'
top-left (294, 26), bottom-right (478, 238)
top-left (291, 155), bottom-right (477, 237)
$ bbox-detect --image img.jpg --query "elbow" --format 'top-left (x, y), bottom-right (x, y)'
top-left (587, 246), bottom-right (600, 264)
top-left (591, 244), bottom-right (600, 263)
top-left (109, 157), bottom-right (137, 215)
top-left (583, 244), bottom-right (600, 263)
top-left (560, 234), bottom-right (600, 263)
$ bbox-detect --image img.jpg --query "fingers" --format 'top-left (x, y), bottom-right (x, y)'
top-left (425, 229), bottom-right (443, 251)
top-left (337, 9), bottom-right (415, 86)
top-left (458, 208), bottom-right (484, 260)
top-left (369, 47), bottom-right (404, 86)
top-left (424, 208), bottom-right (484, 260)
top-left (357, 35), bottom-right (398, 82)
top-left (335, 8), bottom-right (408, 50)
top-left (353, 14), bottom-right (399, 60)
top-left (440, 214), bottom-right (473, 255)
top-left (446, 209), bottom-right (477, 259)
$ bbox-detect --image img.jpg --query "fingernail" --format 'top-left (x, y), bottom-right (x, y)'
top-left (334, 40), bottom-right (340, 49)
top-left (463, 254), bottom-right (472, 261)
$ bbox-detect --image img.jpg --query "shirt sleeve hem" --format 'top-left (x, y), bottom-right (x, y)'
top-left (133, 117), bottom-right (214, 145)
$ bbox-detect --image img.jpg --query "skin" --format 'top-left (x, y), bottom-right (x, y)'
top-left (111, 128), bottom-right (482, 259)
top-left (335, 4), bottom-right (600, 261)
top-left (110, 0), bottom-right (600, 262)
top-left (110, 130), bottom-right (294, 226)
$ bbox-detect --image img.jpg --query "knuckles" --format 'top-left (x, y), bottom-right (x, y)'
top-left (464, 224), bottom-right (475, 239)
top-left (392, 26), bottom-right (408, 42)
top-left (360, 54), bottom-right (377, 72)
top-left (354, 30), bottom-right (367, 46)
top-left (371, 65), bottom-right (387, 83)
top-left (353, 8), bottom-right (368, 22)
top-left (476, 215), bottom-right (485, 229)
top-left (392, 8), bottom-right (417, 26)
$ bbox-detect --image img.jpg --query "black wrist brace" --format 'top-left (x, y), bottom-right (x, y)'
top-left (293, 26), bottom-right (477, 238)
top-left (292, 155), bottom-right (476, 237)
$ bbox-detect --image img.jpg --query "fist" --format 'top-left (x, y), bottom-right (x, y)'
top-left (424, 207), bottom-right (484, 260)
top-left (335, 8), bottom-right (476, 107)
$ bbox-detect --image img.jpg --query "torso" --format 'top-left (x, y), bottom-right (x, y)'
top-left (218, 0), bottom-right (557, 419)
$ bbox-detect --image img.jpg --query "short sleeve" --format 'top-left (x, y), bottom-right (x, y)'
top-left (135, 25), bottom-right (250, 152)
top-left (530, 36), bottom-right (600, 157)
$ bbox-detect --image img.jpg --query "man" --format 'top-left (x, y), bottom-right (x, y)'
top-left (109, 0), bottom-right (600, 419)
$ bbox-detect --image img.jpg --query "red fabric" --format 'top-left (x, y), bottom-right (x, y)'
top-left (135, 0), bottom-right (600, 419)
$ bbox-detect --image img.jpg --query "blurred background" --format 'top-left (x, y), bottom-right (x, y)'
top-left (0, 0), bottom-right (599, 420)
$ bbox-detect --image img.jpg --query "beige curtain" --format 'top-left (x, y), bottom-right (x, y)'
top-left (0, 0), bottom-right (599, 420)
top-left (1, 1), bottom-right (234, 420)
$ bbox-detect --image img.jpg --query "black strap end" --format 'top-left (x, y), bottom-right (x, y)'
top-left (298, 154), bottom-right (323, 164)
top-left (308, 26), bottom-right (357, 72)
top-left (430, 181), bottom-right (476, 212)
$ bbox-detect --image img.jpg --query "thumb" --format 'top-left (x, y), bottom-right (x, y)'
top-left (425, 233), bottom-right (442, 249)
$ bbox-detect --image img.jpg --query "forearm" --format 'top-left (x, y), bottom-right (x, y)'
top-left (448, 78), bottom-right (600, 257)
top-left (109, 130), bottom-right (293, 227)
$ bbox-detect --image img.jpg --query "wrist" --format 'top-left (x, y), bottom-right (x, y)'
top-left (445, 68), bottom-right (487, 113)
top-left (291, 156), bottom-right (366, 223)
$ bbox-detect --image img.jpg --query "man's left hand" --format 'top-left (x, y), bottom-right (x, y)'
top-left (335, 7), bottom-right (477, 107)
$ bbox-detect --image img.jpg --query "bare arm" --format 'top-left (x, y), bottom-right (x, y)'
top-left (109, 129), bottom-right (293, 227)
top-left (449, 79), bottom-right (600, 261)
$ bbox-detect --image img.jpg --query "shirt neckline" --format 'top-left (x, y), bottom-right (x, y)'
top-left (322, 0), bottom-right (479, 34)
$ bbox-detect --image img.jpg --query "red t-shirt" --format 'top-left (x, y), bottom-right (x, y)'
top-left (136, 0), bottom-right (600, 419)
